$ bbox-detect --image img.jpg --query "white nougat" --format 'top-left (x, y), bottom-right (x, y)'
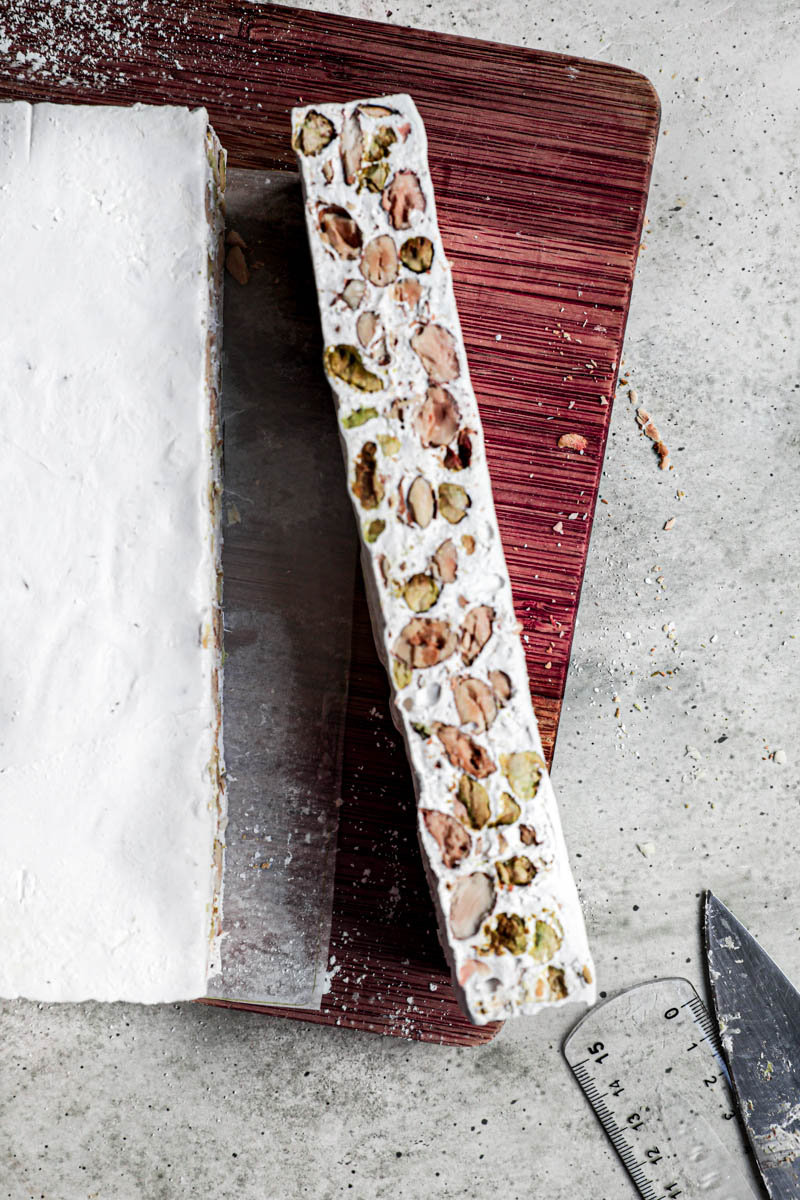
top-left (0, 102), bottom-right (226, 1003)
top-left (293, 94), bottom-right (595, 1023)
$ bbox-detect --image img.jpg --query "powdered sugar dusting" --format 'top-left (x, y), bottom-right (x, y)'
top-left (0, 1), bottom-right (146, 87)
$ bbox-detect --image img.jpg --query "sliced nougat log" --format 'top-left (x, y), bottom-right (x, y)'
top-left (292, 93), bottom-right (595, 1024)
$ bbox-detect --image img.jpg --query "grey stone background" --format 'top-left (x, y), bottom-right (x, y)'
top-left (2, 2), bottom-right (798, 1198)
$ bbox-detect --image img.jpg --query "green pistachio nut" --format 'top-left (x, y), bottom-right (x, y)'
top-left (341, 405), bottom-right (379, 429)
top-left (400, 236), bottom-right (434, 273)
top-left (377, 435), bottom-right (401, 456)
top-left (438, 482), bottom-right (470, 524)
top-left (325, 345), bottom-right (383, 393)
top-left (500, 750), bottom-right (544, 800)
top-left (364, 519), bottom-right (385, 544)
top-left (490, 793), bottom-right (521, 827)
top-left (486, 913), bottom-right (528, 956)
top-left (530, 919), bottom-right (563, 964)
top-left (294, 110), bottom-right (336, 155)
top-left (457, 774), bottom-right (491, 829)
top-left (404, 573), bottom-right (440, 613)
top-left (360, 159), bottom-right (392, 192)
top-left (496, 856), bottom-right (536, 887)
top-left (547, 966), bottom-right (569, 1001)
top-left (392, 658), bottom-right (413, 690)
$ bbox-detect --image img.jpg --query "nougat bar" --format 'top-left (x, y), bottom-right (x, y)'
top-left (292, 94), bottom-right (595, 1023)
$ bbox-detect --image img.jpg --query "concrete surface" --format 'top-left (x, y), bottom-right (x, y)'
top-left (2, 2), bottom-right (799, 1198)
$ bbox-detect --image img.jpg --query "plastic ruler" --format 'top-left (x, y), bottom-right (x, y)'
top-left (563, 978), bottom-right (764, 1199)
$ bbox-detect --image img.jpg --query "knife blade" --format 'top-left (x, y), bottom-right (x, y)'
top-left (704, 891), bottom-right (800, 1200)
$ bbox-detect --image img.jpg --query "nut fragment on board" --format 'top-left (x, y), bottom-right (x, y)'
top-left (636, 406), bottom-right (670, 469)
top-left (557, 432), bottom-right (588, 453)
top-left (225, 245), bottom-right (249, 285)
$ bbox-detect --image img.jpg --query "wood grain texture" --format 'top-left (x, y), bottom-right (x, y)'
top-left (0, 2), bottom-right (659, 1044)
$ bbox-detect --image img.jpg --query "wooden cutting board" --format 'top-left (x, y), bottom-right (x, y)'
top-left (0, 2), bottom-right (659, 1044)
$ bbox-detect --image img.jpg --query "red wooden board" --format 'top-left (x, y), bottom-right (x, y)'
top-left (0, 3), bottom-right (659, 1044)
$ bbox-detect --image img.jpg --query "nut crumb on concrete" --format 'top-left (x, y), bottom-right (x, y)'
top-left (635, 406), bottom-right (670, 470)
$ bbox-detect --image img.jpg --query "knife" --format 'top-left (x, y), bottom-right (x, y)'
top-left (704, 891), bottom-right (800, 1200)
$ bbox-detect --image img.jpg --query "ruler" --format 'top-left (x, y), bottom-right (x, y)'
top-left (563, 978), bottom-right (763, 1199)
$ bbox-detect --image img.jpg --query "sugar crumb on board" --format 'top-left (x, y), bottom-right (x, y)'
top-left (0, 1), bottom-right (147, 86)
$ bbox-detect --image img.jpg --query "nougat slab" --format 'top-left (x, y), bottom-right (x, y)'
top-left (292, 94), bottom-right (595, 1023)
top-left (0, 103), bottom-right (226, 1002)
